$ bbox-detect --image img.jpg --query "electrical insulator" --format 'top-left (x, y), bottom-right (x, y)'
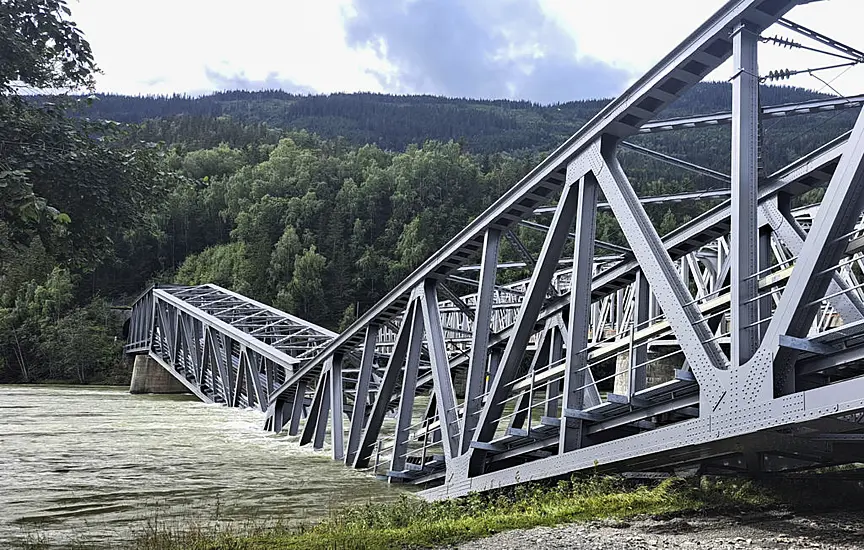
top-left (765, 69), bottom-right (794, 81)
top-left (763, 35), bottom-right (800, 49)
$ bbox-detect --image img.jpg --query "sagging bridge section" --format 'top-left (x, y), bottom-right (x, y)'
top-left (126, 0), bottom-right (864, 499)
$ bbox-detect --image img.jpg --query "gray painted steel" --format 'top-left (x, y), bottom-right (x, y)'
top-left (126, 0), bottom-right (864, 500)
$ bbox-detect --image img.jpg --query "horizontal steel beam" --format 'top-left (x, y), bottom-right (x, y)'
top-left (534, 189), bottom-right (733, 214)
top-left (640, 93), bottom-right (864, 134)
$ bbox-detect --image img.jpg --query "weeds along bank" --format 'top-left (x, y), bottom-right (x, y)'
top-left (118, 475), bottom-right (861, 550)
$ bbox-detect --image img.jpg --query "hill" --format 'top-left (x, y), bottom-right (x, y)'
top-left (73, 82), bottom-right (851, 166)
top-left (71, 81), bottom-right (859, 323)
top-left (4, 81), bottom-right (859, 384)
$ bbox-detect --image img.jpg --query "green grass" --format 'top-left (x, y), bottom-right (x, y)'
top-left (128, 476), bottom-right (786, 550)
top-left (21, 474), bottom-right (862, 550)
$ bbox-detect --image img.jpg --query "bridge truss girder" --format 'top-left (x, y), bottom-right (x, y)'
top-left (259, 0), bottom-right (864, 498)
top-left (125, 284), bottom-right (335, 417)
top-left (122, 0), bottom-right (864, 499)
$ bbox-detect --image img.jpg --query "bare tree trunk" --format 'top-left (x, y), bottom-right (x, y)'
top-left (11, 328), bottom-right (28, 383)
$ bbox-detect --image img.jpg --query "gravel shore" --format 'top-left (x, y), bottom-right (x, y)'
top-left (451, 511), bottom-right (864, 550)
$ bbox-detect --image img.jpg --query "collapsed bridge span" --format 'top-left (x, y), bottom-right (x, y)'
top-left (127, 0), bottom-right (864, 499)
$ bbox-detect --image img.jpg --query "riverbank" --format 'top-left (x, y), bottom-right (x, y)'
top-left (8, 386), bottom-right (864, 549)
top-left (453, 510), bottom-right (864, 550)
top-left (118, 474), bottom-right (864, 550)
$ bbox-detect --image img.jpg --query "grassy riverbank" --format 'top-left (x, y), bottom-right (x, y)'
top-left (125, 476), bottom-right (797, 550)
top-left (21, 474), bottom-right (862, 550)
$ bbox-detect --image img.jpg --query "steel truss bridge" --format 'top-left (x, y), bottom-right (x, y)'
top-left (126, 0), bottom-right (864, 499)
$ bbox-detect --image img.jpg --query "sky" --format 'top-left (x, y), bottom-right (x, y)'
top-left (69, 0), bottom-right (864, 104)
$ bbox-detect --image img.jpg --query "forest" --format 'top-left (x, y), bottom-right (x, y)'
top-left (0, 0), bottom-right (859, 384)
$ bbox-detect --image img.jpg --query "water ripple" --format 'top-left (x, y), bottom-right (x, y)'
top-left (0, 385), bottom-right (404, 548)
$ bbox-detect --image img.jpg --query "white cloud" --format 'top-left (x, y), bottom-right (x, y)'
top-left (542, 0), bottom-right (864, 98)
top-left (69, 0), bottom-right (864, 100)
top-left (71, 0), bottom-right (384, 95)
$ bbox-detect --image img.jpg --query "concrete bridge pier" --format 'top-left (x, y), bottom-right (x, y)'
top-left (130, 355), bottom-right (187, 394)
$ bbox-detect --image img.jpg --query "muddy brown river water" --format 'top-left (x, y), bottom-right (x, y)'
top-left (0, 385), bottom-right (403, 548)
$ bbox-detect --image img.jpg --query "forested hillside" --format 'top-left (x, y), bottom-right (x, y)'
top-left (1, 2), bottom-right (859, 385)
top-left (77, 81), bottom-right (855, 330)
top-left (77, 83), bottom-right (838, 156)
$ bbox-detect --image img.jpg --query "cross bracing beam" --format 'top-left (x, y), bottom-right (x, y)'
top-left (619, 142), bottom-right (731, 183)
top-left (125, 0), bottom-right (864, 500)
top-left (533, 189), bottom-right (735, 215)
top-left (638, 93), bottom-right (864, 134)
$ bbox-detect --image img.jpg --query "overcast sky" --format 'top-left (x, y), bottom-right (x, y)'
top-left (69, 0), bottom-right (864, 104)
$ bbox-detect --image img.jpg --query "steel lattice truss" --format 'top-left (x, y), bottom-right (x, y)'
top-left (125, 284), bottom-right (336, 412)
top-left (127, 0), bottom-right (864, 499)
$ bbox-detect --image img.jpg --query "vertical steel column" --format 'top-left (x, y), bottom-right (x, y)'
top-left (345, 325), bottom-right (378, 465)
top-left (192, 318), bottom-right (203, 381)
top-left (560, 171), bottom-right (598, 454)
top-left (299, 369), bottom-right (327, 446)
top-left (353, 298), bottom-right (417, 468)
top-left (460, 228), bottom-right (501, 454)
top-left (486, 351), bottom-right (501, 393)
top-left (201, 328), bottom-right (215, 395)
top-left (420, 279), bottom-right (460, 462)
top-left (758, 227), bottom-right (773, 338)
top-left (271, 397), bottom-right (286, 433)
top-left (288, 379), bottom-right (307, 436)
top-left (390, 304), bottom-right (424, 474)
top-left (230, 347), bottom-right (245, 408)
top-left (170, 308), bottom-right (181, 366)
top-left (313, 368), bottom-right (332, 450)
top-left (213, 332), bottom-right (230, 404)
top-left (545, 326), bottom-right (563, 417)
top-left (631, 271), bottom-right (650, 394)
top-left (265, 358), bottom-right (274, 399)
top-left (730, 22), bottom-right (761, 367)
top-left (330, 354), bottom-right (345, 460)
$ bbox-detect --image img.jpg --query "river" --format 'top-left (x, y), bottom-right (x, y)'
top-left (0, 385), bottom-right (404, 548)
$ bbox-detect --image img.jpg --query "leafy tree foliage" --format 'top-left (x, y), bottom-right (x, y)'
top-left (1, 0), bottom-right (94, 242)
top-left (40, 299), bottom-right (123, 384)
top-left (277, 246), bottom-right (327, 317)
top-left (0, 0), bottom-right (168, 383)
top-left (1, 100), bottom-right (171, 264)
top-left (0, 0), bottom-right (95, 93)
